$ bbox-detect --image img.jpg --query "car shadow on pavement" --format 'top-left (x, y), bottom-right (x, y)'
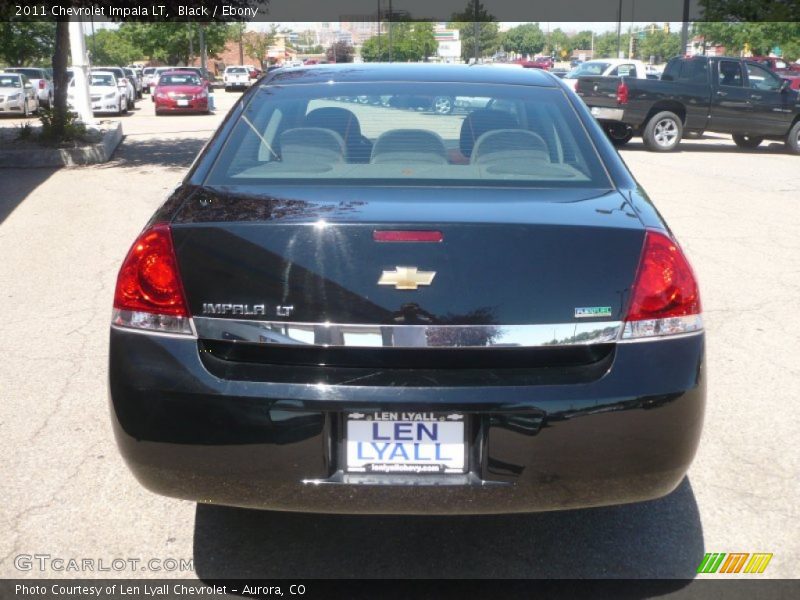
top-left (102, 135), bottom-right (207, 170)
top-left (0, 166), bottom-right (58, 225)
top-left (192, 477), bottom-right (703, 581)
top-left (621, 139), bottom-right (790, 154)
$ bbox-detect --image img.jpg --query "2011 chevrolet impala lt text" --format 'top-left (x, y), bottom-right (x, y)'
top-left (108, 64), bottom-right (705, 514)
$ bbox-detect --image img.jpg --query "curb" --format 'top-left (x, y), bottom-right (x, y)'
top-left (0, 121), bottom-right (123, 168)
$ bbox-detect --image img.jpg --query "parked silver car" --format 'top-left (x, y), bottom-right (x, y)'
top-left (123, 67), bottom-right (143, 99)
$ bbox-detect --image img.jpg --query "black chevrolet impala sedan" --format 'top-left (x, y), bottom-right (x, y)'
top-left (109, 64), bottom-right (705, 514)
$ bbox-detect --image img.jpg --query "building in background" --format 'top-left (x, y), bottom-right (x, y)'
top-left (435, 25), bottom-right (461, 62)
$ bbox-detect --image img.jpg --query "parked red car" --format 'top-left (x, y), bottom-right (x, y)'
top-left (748, 56), bottom-right (800, 90)
top-left (516, 57), bottom-right (553, 70)
top-left (152, 70), bottom-right (209, 115)
top-left (749, 56), bottom-right (800, 75)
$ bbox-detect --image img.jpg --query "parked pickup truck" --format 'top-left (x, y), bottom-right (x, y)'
top-left (576, 55), bottom-right (800, 153)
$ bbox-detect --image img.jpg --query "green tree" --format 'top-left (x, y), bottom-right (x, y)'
top-left (699, 0), bottom-right (800, 21)
top-left (85, 28), bottom-right (140, 66)
top-left (637, 30), bottom-right (682, 62)
top-left (119, 22), bottom-right (234, 65)
top-left (593, 31), bottom-right (623, 59)
top-left (501, 23), bottom-right (545, 56)
top-left (0, 21), bottom-right (55, 66)
top-left (450, 1), bottom-right (499, 60)
top-left (547, 28), bottom-right (571, 59)
top-left (570, 30), bottom-right (595, 53)
top-left (244, 26), bottom-right (277, 69)
top-left (326, 41), bottom-right (355, 63)
top-left (361, 22), bottom-right (436, 62)
top-left (694, 22), bottom-right (800, 57)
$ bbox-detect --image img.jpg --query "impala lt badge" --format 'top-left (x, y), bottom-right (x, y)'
top-left (378, 266), bottom-right (436, 290)
top-left (202, 303), bottom-right (266, 316)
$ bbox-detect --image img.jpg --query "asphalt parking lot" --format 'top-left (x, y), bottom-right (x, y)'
top-left (0, 91), bottom-right (798, 581)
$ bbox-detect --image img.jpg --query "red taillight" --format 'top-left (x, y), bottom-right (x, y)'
top-left (38, 79), bottom-right (45, 90)
top-left (373, 230), bottom-right (443, 242)
top-left (616, 81), bottom-right (629, 105)
top-left (626, 230), bottom-right (700, 321)
top-left (114, 223), bottom-right (188, 317)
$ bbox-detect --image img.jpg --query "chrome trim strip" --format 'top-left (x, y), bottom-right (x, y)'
top-left (110, 323), bottom-right (198, 340)
top-left (616, 329), bottom-right (704, 344)
top-left (193, 317), bottom-right (622, 348)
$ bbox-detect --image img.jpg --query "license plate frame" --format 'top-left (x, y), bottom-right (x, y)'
top-left (344, 411), bottom-right (468, 475)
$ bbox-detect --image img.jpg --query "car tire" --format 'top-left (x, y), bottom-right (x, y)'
top-left (605, 123), bottom-right (634, 146)
top-left (121, 97), bottom-right (128, 115)
top-left (642, 111), bottom-right (682, 152)
top-left (732, 134), bottom-right (764, 149)
top-left (432, 96), bottom-right (454, 115)
top-left (785, 120), bottom-right (800, 154)
top-left (23, 100), bottom-right (30, 118)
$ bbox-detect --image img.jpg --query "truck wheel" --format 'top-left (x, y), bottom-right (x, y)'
top-left (432, 96), bottom-right (454, 115)
top-left (732, 134), bottom-right (763, 149)
top-left (605, 123), bottom-right (634, 146)
top-left (786, 121), bottom-right (800, 155)
top-left (643, 111), bottom-right (682, 152)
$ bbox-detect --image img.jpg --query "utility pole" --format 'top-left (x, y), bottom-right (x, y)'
top-left (616, 0), bottom-right (623, 58)
top-left (473, 0), bottom-right (480, 63)
top-left (90, 16), bottom-right (96, 62)
top-left (628, 1), bottom-right (635, 59)
top-left (388, 0), bottom-right (393, 62)
top-left (680, 0), bottom-right (690, 56)
top-left (199, 24), bottom-right (207, 73)
top-left (377, 0), bottom-right (381, 58)
top-left (188, 23), bottom-right (194, 64)
top-left (239, 25), bottom-right (244, 65)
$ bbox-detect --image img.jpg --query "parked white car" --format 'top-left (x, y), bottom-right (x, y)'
top-left (142, 67), bottom-right (158, 94)
top-left (4, 67), bottom-right (53, 108)
top-left (223, 66), bottom-right (252, 91)
top-left (0, 72), bottom-right (39, 117)
top-left (68, 71), bottom-right (127, 115)
top-left (91, 66), bottom-right (136, 107)
top-left (563, 59), bottom-right (649, 90)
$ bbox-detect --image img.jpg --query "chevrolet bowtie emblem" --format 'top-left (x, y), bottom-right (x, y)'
top-left (378, 266), bottom-right (436, 290)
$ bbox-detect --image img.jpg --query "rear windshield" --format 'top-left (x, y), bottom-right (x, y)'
top-left (227, 67), bottom-right (248, 74)
top-left (160, 73), bottom-right (201, 86)
top-left (0, 75), bottom-right (22, 88)
top-left (8, 68), bottom-right (43, 79)
top-left (566, 62), bottom-right (611, 78)
top-left (143, 68), bottom-right (156, 75)
top-left (90, 74), bottom-right (115, 87)
top-left (207, 82), bottom-right (610, 189)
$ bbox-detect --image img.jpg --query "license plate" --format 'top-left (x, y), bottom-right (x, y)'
top-left (346, 412), bottom-right (466, 474)
top-left (177, 99), bottom-right (189, 107)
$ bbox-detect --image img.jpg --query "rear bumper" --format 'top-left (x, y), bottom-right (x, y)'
top-left (109, 327), bottom-right (705, 514)
top-left (590, 106), bottom-right (625, 121)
